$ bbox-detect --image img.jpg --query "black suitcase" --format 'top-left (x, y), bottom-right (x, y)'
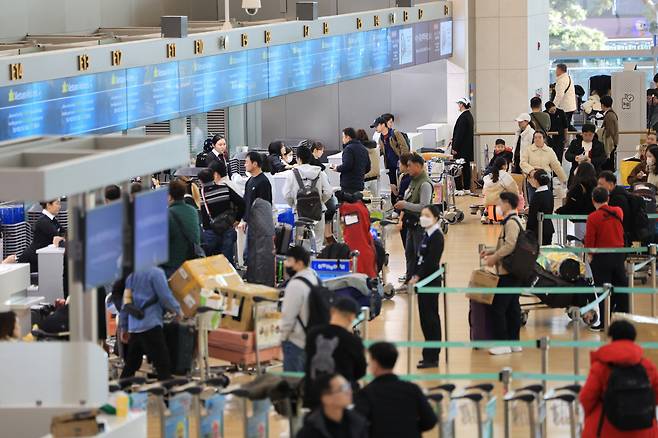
top-left (163, 323), bottom-right (195, 375)
top-left (274, 223), bottom-right (292, 255)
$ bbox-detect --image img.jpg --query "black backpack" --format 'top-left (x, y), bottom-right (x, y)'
top-left (293, 169), bottom-right (323, 221)
top-left (400, 131), bottom-right (411, 149)
top-left (295, 277), bottom-right (334, 332)
top-left (626, 190), bottom-right (652, 244)
top-left (598, 362), bottom-right (656, 435)
top-left (319, 242), bottom-right (352, 260)
top-left (501, 216), bottom-right (539, 282)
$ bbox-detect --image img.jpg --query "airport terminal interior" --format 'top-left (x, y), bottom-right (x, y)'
top-left (3, 0), bottom-right (658, 437)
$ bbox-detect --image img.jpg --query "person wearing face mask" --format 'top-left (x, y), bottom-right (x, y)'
top-left (282, 146), bottom-right (296, 167)
top-left (408, 205), bottom-right (445, 369)
top-left (565, 124), bottom-right (606, 187)
top-left (280, 245), bottom-right (319, 372)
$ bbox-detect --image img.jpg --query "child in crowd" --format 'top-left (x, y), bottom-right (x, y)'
top-left (483, 139), bottom-right (513, 176)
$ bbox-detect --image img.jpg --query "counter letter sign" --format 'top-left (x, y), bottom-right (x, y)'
top-left (9, 63), bottom-right (23, 81)
top-left (111, 50), bottom-right (122, 66)
top-left (194, 40), bottom-right (204, 55)
top-left (77, 54), bottom-right (90, 71)
top-left (166, 43), bottom-right (176, 58)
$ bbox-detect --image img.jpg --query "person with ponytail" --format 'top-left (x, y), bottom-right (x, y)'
top-left (526, 169), bottom-right (555, 245)
top-left (482, 157), bottom-right (519, 222)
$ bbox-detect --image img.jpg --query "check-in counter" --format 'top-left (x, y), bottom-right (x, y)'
top-left (36, 245), bottom-right (65, 303)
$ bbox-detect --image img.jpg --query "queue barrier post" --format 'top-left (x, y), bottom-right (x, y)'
top-left (650, 244), bottom-right (657, 317)
top-left (407, 282), bottom-right (415, 375)
top-left (568, 306), bottom-right (581, 384)
top-left (538, 336), bottom-right (549, 438)
top-left (360, 307), bottom-right (370, 342)
top-left (442, 263), bottom-right (449, 366)
top-left (603, 283), bottom-right (612, 330)
top-left (500, 367), bottom-right (513, 438)
top-left (538, 212), bottom-right (544, 246)
top-left (627, 260), bottom-right (636, 315)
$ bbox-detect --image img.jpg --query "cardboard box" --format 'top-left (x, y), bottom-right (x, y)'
top-left (220, 283), bottom-right (280, 331)
top-left (467, 269), bottom-right (498, 305)
top-left (51, 410), bottom-right (101, 437)
top-left (613, 313), bottom-right (658, 366)
top-left (169, 255), bottom-right (243, 318)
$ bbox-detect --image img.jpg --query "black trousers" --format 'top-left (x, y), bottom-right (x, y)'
top-left (405, 225), bottom-right (424, 282)
top-left (458, 161), bottom-right (472, 191)
top-left (590, 254), bottom-right (629, 324)
top-left (121, 325), bottom-right (172, 381)
top-left (491, 275), bottom-right (521, 340)
top-left (418, 292), bottom-right (442, 363)
top-left (400, 225), bottom-right (408, 250)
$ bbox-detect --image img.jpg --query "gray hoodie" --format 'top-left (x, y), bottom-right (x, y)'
top-left (283, 164), bottom-right (333, 211)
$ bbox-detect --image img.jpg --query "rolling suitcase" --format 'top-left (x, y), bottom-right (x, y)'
top-left (207, 328), bottom-right (281, 366)
top-left (275, 223), bottom-right (293, 255)
top-left (163, 322), bottom-right (196, 375)
top-left (469, 300), bottom-right (495, 341)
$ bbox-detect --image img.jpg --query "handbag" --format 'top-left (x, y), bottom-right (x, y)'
top-left (467, 268), bottom-right (498, 305)
top-left (169, 210), bottom-right (206, 259)
top-left (201, 185), bottom-right (237, 236)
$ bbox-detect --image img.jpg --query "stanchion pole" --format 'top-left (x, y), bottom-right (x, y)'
top-left (539, 336), bottom-right (549, 438)
top-left (603, 283), bottom-right (612, 329)
top-left (569, 307), bottom-right (581, 384)
top-left (442, 263), bottom-right (449, 366)
top-left (538, 212), bottom-right (544, 246)
top-left (407, 282), bottom-right (415, 374)
top-left (361, 307), bottom-right (370, 341)
top-left (500, 367), bottom-right (512, 438)
top-left (650, 245), bottom-right (657, 317)
top-left (627, 261), bottom-right (635, 314)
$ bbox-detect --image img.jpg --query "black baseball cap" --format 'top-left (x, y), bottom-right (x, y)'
top-left (370, 116), bottom-right (386, 128)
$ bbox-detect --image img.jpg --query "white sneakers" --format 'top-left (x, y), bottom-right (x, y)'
top-left (488, 346), bottom-right (523, 355)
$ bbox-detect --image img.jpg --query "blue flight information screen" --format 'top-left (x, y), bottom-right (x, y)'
top-left (0, 19), bottom-right (451, 142)
top-left (84, 201), bottom-right (124, 290)
top-left (127, 61), bottom-right (180, 128)
top-left (133, 188), bottom-right (169, 272)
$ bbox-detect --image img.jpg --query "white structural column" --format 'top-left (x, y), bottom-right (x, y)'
top-left (472, 0), bottom-right (549, 146)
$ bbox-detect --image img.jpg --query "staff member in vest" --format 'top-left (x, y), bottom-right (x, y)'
top-left (451, 98), bottom-right (475, 192)
top-left (394, 153), bottom-right (433, 285)
top-left (409, 205), bottom-right (445, 368)
top-left (18, 198), bottom-right (65, 272)
top-left (373, 116), bottom-right (409, 202)
top-left (480, 192), bottom-right (523, 355)
top-left (204, 134), bottom-right (231, 177)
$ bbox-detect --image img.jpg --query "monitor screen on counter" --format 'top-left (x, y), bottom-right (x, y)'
top-left (133, 188), bottom-right (169, 272)
top-left (84, 201), bottom-right (124, 290)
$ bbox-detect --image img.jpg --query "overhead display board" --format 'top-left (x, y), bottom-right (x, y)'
top-left (0, 19), bottom-right (452, 142)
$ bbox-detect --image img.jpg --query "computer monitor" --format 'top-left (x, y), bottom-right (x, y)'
top-left (84, 201), bottom-right (124, 290)
top-left (132, 188), bottom-right (169, 272)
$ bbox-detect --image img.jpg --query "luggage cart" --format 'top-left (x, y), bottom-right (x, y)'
top-left (544, 384), bottom-right (582, 438)
top-left (427, 384), bottom-right (457, 438)
top-left (451, 383), bottom-right (496, 438)
top-left (504, 383), bottom-right (545, 438)
top-left (427, 157), bottom-right (465, 226)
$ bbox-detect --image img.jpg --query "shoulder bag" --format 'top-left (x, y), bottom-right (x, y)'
top-left (169, 210), bottom-right (205, 259)
top-left (201, 185), bottom-right (237, 236)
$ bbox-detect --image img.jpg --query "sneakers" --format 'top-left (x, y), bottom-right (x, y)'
top-left (489, 346), bottom-right (512, 355)
top-left (588, 323), bottom-right (604, 333)
top-left (480, 214), bottom-right (488, 224)
top-left (511, 347), bottom-right (523, 353)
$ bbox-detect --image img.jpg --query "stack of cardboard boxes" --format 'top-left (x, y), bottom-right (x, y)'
top-left (169, 255), bottom-right (282, 367)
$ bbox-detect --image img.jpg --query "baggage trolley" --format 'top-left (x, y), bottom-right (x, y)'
top-left (451, 383), bottom-right (496, 438)
top-left (544, 384), bottom-right (582, 438)
top-left (427, 384), bottom-right (457, 438)
top-left (504, 383), bottom-right (545, 438)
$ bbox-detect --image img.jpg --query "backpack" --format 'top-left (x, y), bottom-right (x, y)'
top-left (400, 131), bottom-right (411, 149)
top-left (295, 276), bottom-right (335, 333)
top-left (293, 168), bottom-right (323, 221)
top-left (598, 362), bottom-right (656, 435)
top-left (319, 242), bottom-right (352, 260)
top-left (501, 216), bottom-right (539, 282)
top-left (627, 186), bottom-right (654, 243)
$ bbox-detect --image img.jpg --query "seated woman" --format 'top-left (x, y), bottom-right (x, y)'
top-left (556, 162), bottom-right (596, 241)
top-left (265, 141), bottom-right (291, 175)
top-left (526, 169), bottom-right (554, 245)
top-left (18, 198), bottom-right (65, 272)
top-left (482, 157), bottom-right (519, 223)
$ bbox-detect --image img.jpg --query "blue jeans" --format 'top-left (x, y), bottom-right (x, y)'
top-left (282, 340), bottom-right (306, 372)
top-left (202, 228), bottom-right (237, 266)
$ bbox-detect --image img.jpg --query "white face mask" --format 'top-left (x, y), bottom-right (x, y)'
top-left (648, 156), bottom-right (656, 166)
top-left (419, 216), bottom-right (436, 229)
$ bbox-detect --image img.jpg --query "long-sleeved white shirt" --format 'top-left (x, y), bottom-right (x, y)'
top-left (280, 268), bottom-right (319, 348)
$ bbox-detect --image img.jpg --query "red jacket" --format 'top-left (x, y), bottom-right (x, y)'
top-left (580, 340), bottom-right (658, 438)
top-left (340, 201), bottom-right (377, 278)
top-left (584, 205), bottom-right (625, 248)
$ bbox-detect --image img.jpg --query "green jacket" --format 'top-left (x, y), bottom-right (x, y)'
top-left (164, 201), bottom-right (201, 273)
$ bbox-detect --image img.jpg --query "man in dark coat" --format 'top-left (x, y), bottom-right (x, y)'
top-left (451, 97), bottom-right (475, 192)
top-left (564, 124), bottom-right (606, 187)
